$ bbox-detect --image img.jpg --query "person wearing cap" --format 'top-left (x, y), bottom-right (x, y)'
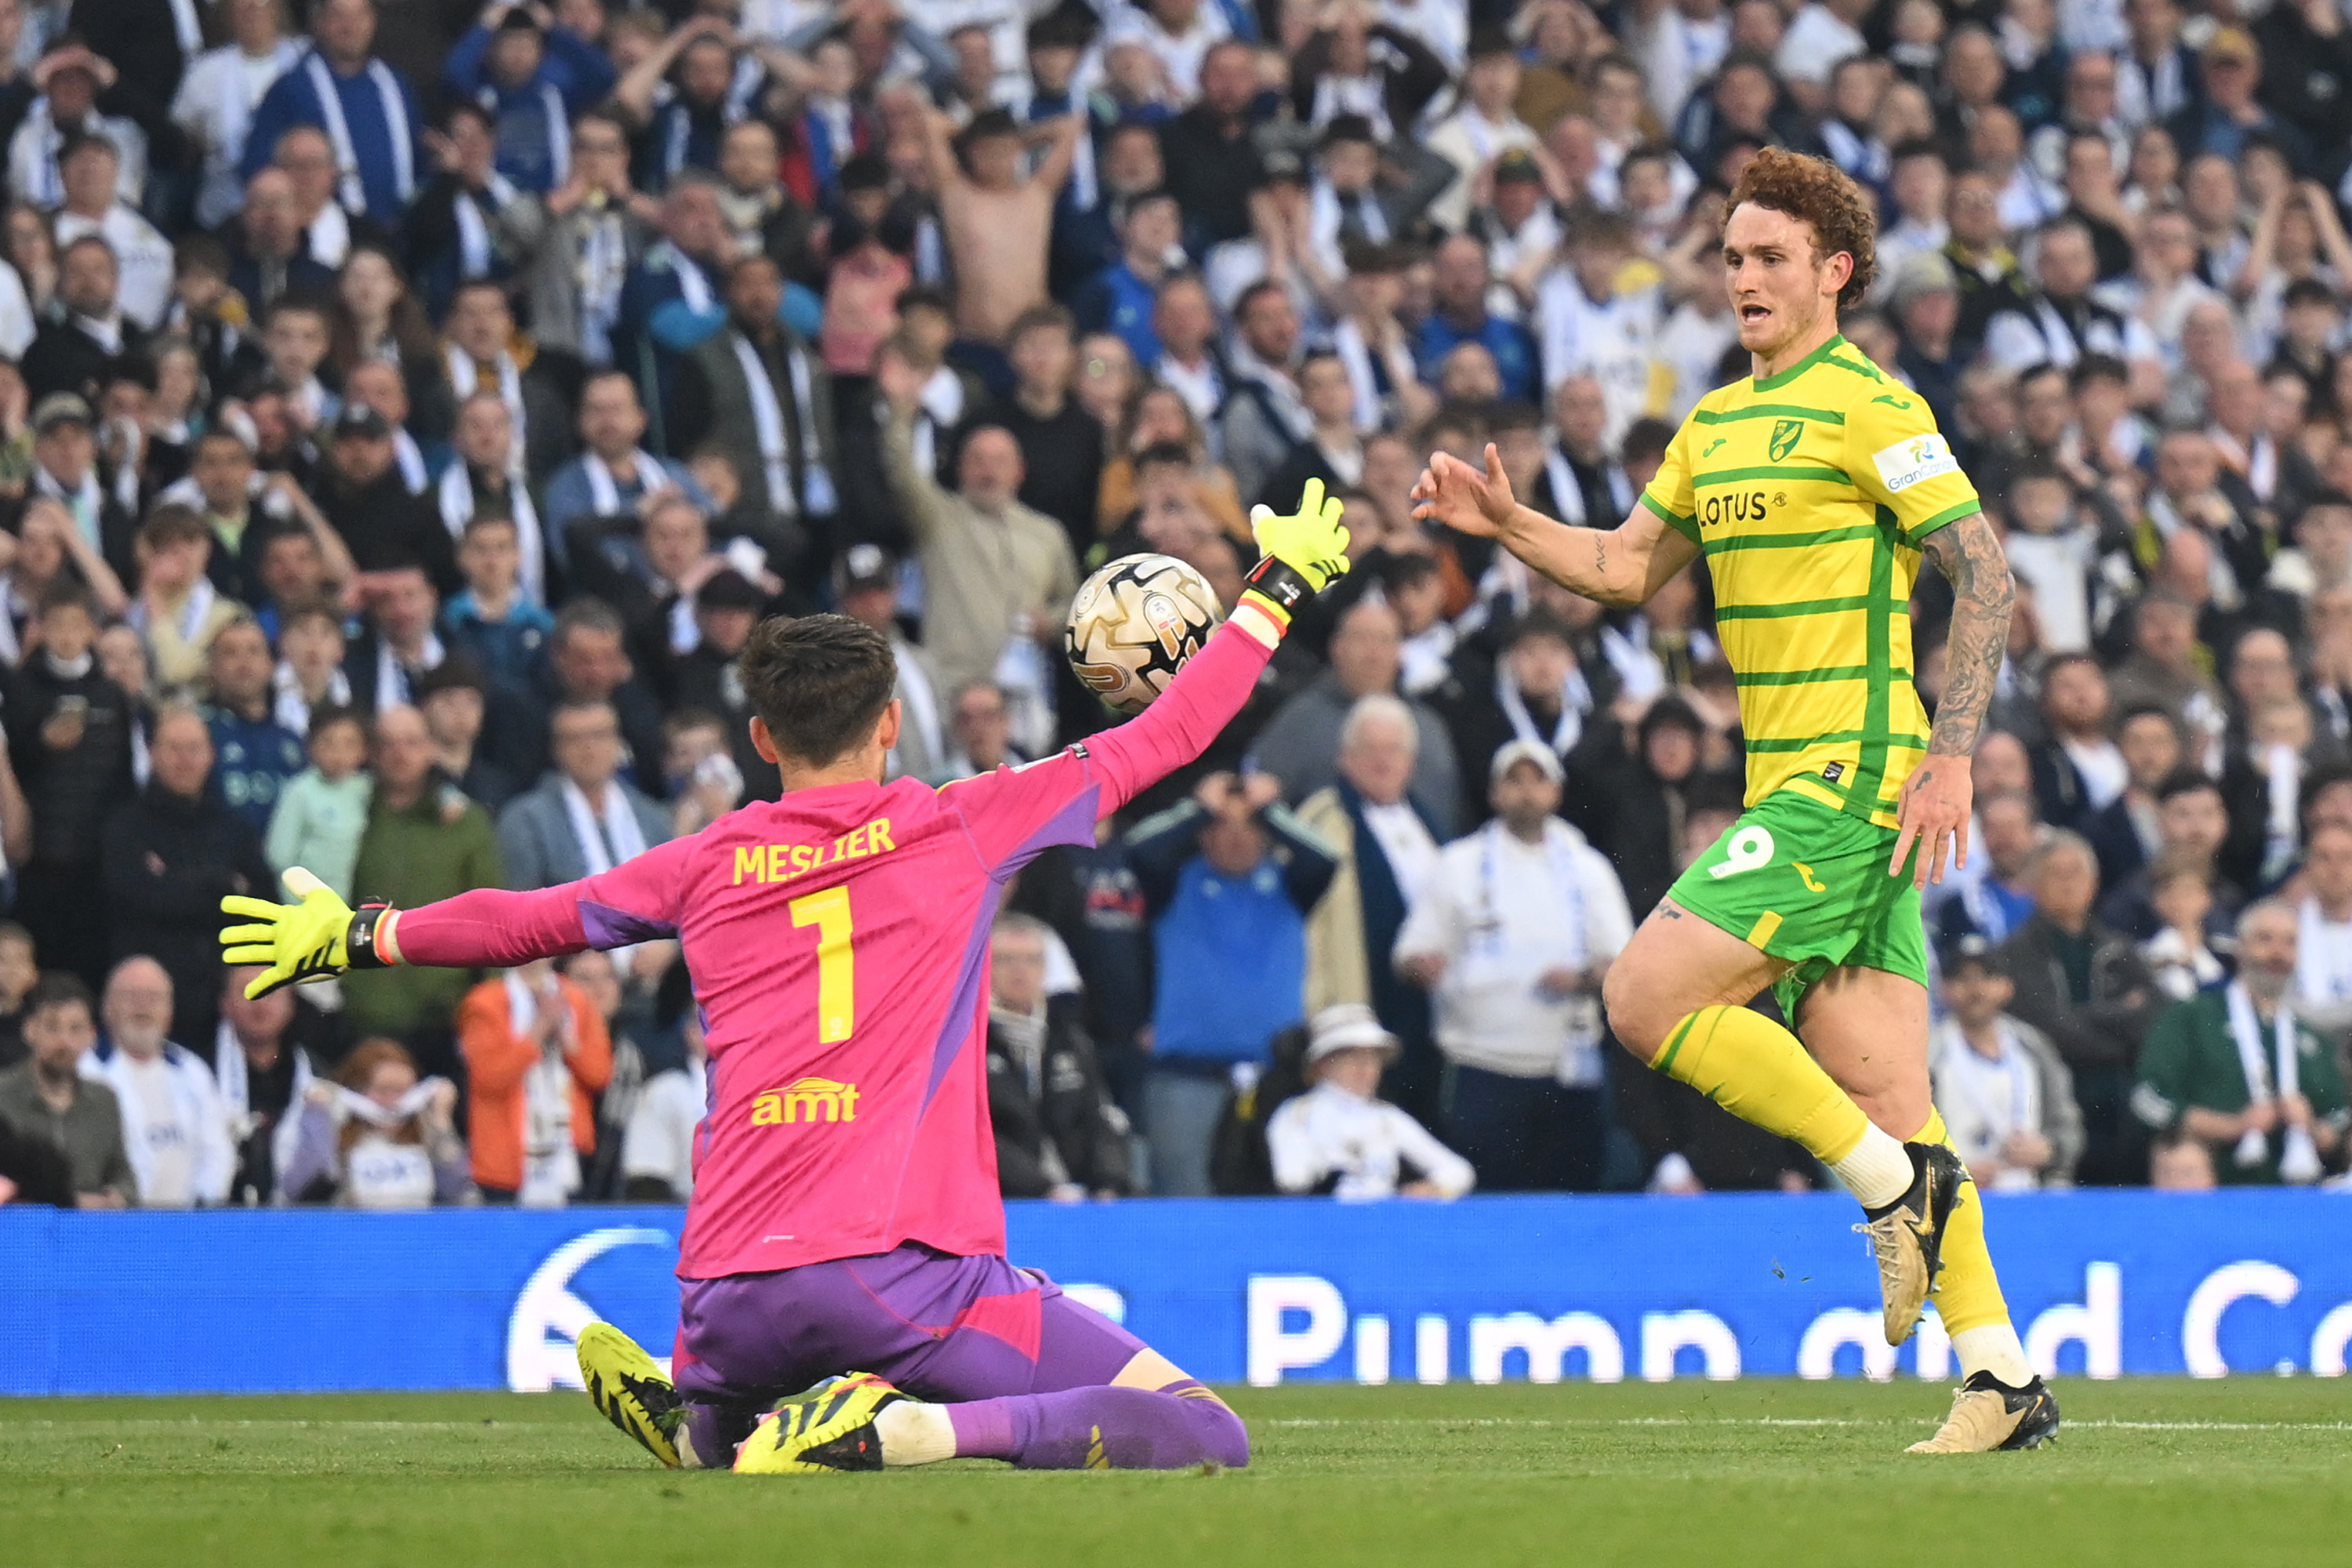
top-left (8, 40), bottom-right (147, 212)
top-left (1266, 1003), bottom-right (1475, 1201)
top-left (25, 388), bottom-right (136, 575)
top-left (1125, 768), bottom-right (1338, 1196)
top-left (2163, 27), bottom-right (2314, 177)
top-left (1392, 737), bottom-right (1634, 1191)
top-left (1887, 248), bottom-right (1965, 434)
top-left (1928, 935), bottom-right (2083, 1190)
top-left (310, 401), bottom-right (462, 598)
top-left (1425, 29), bottom-right (1538, 234)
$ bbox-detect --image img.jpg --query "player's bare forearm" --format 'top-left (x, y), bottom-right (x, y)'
top-left (1496, 503), bottom-right (1697, 609)
top-left (1918, 514), bottom-right (2014, 757)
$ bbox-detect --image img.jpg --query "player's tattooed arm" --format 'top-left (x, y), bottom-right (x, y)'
top-left (1918, 514), bottom-right (2014, 757)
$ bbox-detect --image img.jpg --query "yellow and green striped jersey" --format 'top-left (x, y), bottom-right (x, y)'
top-left (1638, 334), bottom-right (1980, 830)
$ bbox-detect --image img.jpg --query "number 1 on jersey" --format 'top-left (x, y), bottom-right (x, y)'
top-left (789, 886), bottom-right (855, 1043)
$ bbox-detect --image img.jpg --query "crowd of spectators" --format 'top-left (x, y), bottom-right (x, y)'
top-left (4, 0), bottom-right (2352, 1208)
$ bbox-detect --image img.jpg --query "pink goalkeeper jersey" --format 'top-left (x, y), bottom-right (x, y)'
top-left (388, 619), bottom-right (1276, 1279)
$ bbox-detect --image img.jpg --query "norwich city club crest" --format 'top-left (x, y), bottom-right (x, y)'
top-left (1769, 419), bottom-right (1804, 462)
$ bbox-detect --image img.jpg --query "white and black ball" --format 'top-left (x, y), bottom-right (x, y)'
top-left (1064, 553), bottom-right (1224, 713)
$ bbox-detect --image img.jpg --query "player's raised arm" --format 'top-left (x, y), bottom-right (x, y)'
top-left (1410, 442), bottom-right (1698, 608)
top-left (220, 840), bottom-right (694, 1000)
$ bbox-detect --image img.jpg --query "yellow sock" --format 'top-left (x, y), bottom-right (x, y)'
top-left (1910, 1109), bottom-right (2013, 1338)
top-left (1652, 1005), bottom-right (1878, 1167)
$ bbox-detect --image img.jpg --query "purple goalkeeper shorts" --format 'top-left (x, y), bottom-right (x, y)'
top-left (670, 1243), bottom-right (1148, 1458)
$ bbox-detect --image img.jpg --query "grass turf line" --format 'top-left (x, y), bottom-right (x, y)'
top-left (5, 1379), bottom-right (2350, 1567)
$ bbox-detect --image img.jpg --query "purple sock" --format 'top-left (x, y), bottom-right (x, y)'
top-left (944, 1382), bottom-right (1250, 1470)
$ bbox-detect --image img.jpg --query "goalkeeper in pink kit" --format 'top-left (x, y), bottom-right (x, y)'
top-left (220, 492), bottom-right (1353, 1475)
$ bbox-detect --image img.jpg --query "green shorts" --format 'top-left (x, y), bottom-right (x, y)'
top-left (1664, 789), bottom-right (1929, 1017)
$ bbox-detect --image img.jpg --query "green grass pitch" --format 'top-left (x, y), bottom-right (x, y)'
top-left (5, 1378), bottom-right (2349, 1566)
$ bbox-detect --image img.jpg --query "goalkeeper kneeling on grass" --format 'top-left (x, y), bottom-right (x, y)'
top-left (1269, 1005), bottom-right (1475, 1200)
top-left (220, 486), bottom-right (1354, 1475)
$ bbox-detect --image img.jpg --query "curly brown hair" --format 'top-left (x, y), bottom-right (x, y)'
top-left (1725, 147), bottom-right (1877, 311)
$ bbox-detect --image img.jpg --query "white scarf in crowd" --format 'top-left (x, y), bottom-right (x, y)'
top-left (1329, 317), bottom-right (1388, 434)
top-left (392, 428), bottom-right (429, 493)
top-left (575, 202), bottom-right (629, 362)
top-left (305, 51), bottom-right (415, 213)
top-left (503, 972), bottom-right (581, 1207)
top-left (2297, 897), bottom-right (2352, 1004)
top-left (2262, 741), bottom-right (2303, 886)
top-left (213, 1018), bottom-right (312, 1180)
top-left (1308, 178), bottom-right (1387, 277)
top-left (2224, 982), bottom-right (2325, 1182)
top-left (583, 448), bottom-right (673, 516)
top-left (374, 629), bottom-right (445, 711)
top-left (1472, 818), bottom-right (1603, 1080)
top-left (1544, 448), bottom-right (1632, 528)
top-left (562, 778), bottom-right (647, 877)
top-left (1937, 1022), bottom-right (2042, 1190)
top-left (1497, 662), bottom-right (1590, 762)
top-left (452, 182), bottom-right (510, 284)
top-left (478, 82), bottom-right (570, 188)
top-left (438, 462), bottom-right (546, 606)
top-left (731, 331), bottom-right (836, 518)
top-left (445, 346), bottom-right (530, 466)
top-left (125, 574), bottom-right (217, 648)
top-left (324, 1078), bottom-right (446, 1207)
top-left (274, 659), bottom-right (351, 735)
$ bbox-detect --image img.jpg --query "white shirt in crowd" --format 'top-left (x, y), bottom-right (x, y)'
top-left (1926, 1018), bottom-right (2046, 1191)
top-left (622, 1058), bottom-right (707, 1200)
top-left (1267, 1080), bottom-right (1475, 1200)
top-left (80, 1041), bottom-right (236, 1207)
top-left (1392, 818), bottom-right (1635, 1083)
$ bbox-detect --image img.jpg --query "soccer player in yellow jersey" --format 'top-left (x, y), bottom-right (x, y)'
top-left (1413, 147), bottom-right (2056, 1454)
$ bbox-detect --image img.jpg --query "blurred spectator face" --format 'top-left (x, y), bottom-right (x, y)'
top-left (1199, 40), bottom-right (1255, 116)
top-left (2042, 658), bottom-right (2109, 735)
top-left (1491, 757), bottom-right (1562, 833)
top-left (455, 395), bottom-right (515, 470)
top-left (1123, 194), bottom-right (1181, 263)
top-left (1493, 423), bottom-right (1544, 492)
top-left (2151, 1135), bottom-right (2216, 1189)
top-left (2308, 823), bottom-right (2352, 906)
top-left (489, 20), bottom-right (544, 86)
top-left (151, 710), bottom-right (215, 800)
top-left (2155, 430), bottom-right (2218, 500)
top-left (2062, 136), bottom-right (2119, 206)
top-left (2159, 783), bottom-right (2227, 861)
top-left (1319, 136), bottom-right (1377, 195)
top-left (2241, 901), bottom-right (2298, 989)
top-left (1644, 717), bottom-right (1700, 781)
top-left (2137, 209), bottom-right (2195, 281)
top-left (720, 122), bottom-right (780, 195)
top-left (726, 258), bottom-right (785, 331)
top-left (554, 623), bottom-right (630, 699)
top-left (1588, 61), bottom-right (1643, 138)
top-left (220, 967), bottom-right (293, 1045)
top-left (2181, 309), bottom-right (2236, 388)
top-left (2149, 865), bottom-right (2210, 936)
top-left (1945, 27), bottom-right (2003, 106)
top-left (1181, 536), bottom-right (1245, 611)
top-left (1330, 601), bottom-right (1401, 698)
top-left (2199, 33), bottom-right (2259, 111)
top-left (1940, 958), bottom-right (2013, 1029)
top-left (1439, 343), bottom-right (1501, 403)
top-left (1009, 319), bottom-right (1074, 397)
top-left (55, 141), bottom-right (108, 216)
top-left (34, 413), bottom-right (95, 485)
top-left (953, 684), bottom-right (1011, 770)
top-left (1503, 629), bottom-right (1574, 704)
top-left (1432, 238), bottom-right (1489, 318)
top-left (60, 239), bottom-right (117, 318)
top-left (448, 286), bottom-right (514, 362)
top-left (1973, 729), bottom-right (2032, 797)
top-left (422, 681), bottom-right (484, 752)
top-left (2016, 369), bottom-right (2071, 449)
top-left (1947, 172), bottom-right (2002, 249)
top-left (964, 127), bottom-right (1023, 190)
top-left (664, 183), bottom-right (727, 256)
top-left (274, 128), bottom-right (338, 215)
top-left (2007, 473), bottom-right (2071, 535)
top-left (1682, 805), bottom-right (1741, 868)
top-left (264, 305), bottom-right (329, 385)
top-left (2301, 504), bottom-right (2352, 581)
top-left (2035, 227), bottom-right (2096, 303)
top-left (346, 358), bottom-right (410, 427)
top-left (1301, 356), bottom-right (1355, 427)
top-left (553, 702), bottom-right (624, 792)
top-left (579, 375), bottom-right (648, 457)
top-left (697, 601), bottom-right (757, 655)
top-left (97, 622), bottom-right (144, 696)
top-left (1102, 124), bottom-right (1163, 194)
top-left (2206, 361), bottom-right (2259, 437)
top-left (2261, 372), bottom-right (2307, 441)
top-left (572, 114), bottom-right (629, 194)
top-left (1152, 278), bottom-right (1214, 360)
top-left (1714, 62), bottom-right (1774, 134)
top-left (373, 706), bottom-right (434, 793)
top-left (1980, 793), bottom-right (2040, 880)
top-left (260, 531), bottom-right (326, 604)
top-left (373, 568), bottom-right (436, 647)
top-left (1076, 334), bottom-right (1135, 423)
top-left (2030, 837), bottom-right (2097, 926)
top-left (315, 0), bottom-right (375, 62)
top-left (988, 923), bottom-right (1048, 1011)
top-left (2160, 532), bottom-right (2213, 605)
top-left (1968, 106), bottom-right (2023, 175)
top-left (644, 500), bottom-right (708, 582)
top-left (340, 248), bottom-right (402, 327)
top-left (678, 37), bottom-right (733, 107)
top-left (1127, 387), bottom-right (1192, 452)
top-left (1236, 287), bottom-right (1299, 366)
top-left (1200, 806), bottom-right (1267, 877)
top-left (809, 37), bottom-right (857, 97)
top-left (2118, 710), bottom-right (2182, 790)
top-left (1897, 283), bottom-right (1958, 350)
top-left (2230, 629), bottom-right (2295, 710)
top-left (1890, 151), bottom-right (1947, 223)
top-left (358, 1050), bottom-right (419, 1110)
top-left (2063, 49), bottom-right (2118, 122)
top-left (1829, 57), bottom-right (1884, 129)
top-left (2252, 699), bottom-right (2312, 757)
top-left (1339, 706), bottom-right (1415, 805)
top-left (957, 427), bottom-right (1025, 508)
top-left (2134, 598), bottom-right (2195, 669)
top-left (103, 959), bottom-right (175, 1058)
top-left (24, 990), bottom-right (94, 1076)
top-left (208, 621), bottom-right (272, 710)
top-left (459, 518), bottom-right (521, 596)
top-left (840, 581), bottom-right (895, 632)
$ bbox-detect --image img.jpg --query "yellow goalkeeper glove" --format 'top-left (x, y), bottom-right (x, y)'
top-left (1243, 478), bottom-right (1352, 624)
top-left (220, 869), bottom-right (396, 999)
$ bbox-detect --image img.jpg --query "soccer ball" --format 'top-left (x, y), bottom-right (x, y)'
top-left (1065, 553), bottom-right (1225, 713)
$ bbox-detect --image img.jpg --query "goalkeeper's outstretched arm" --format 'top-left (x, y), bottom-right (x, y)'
top-left (1410, 442), bottom-right (1698, 608)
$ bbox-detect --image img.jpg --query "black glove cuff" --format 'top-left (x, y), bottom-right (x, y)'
top-left (347, 904), bottom-right (395, 971)
top-left (1244, 556), bottom-right (1314, 615)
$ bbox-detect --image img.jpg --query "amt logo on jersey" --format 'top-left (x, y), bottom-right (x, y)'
top-left (752, 1077), bottom-right (862, 1125)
